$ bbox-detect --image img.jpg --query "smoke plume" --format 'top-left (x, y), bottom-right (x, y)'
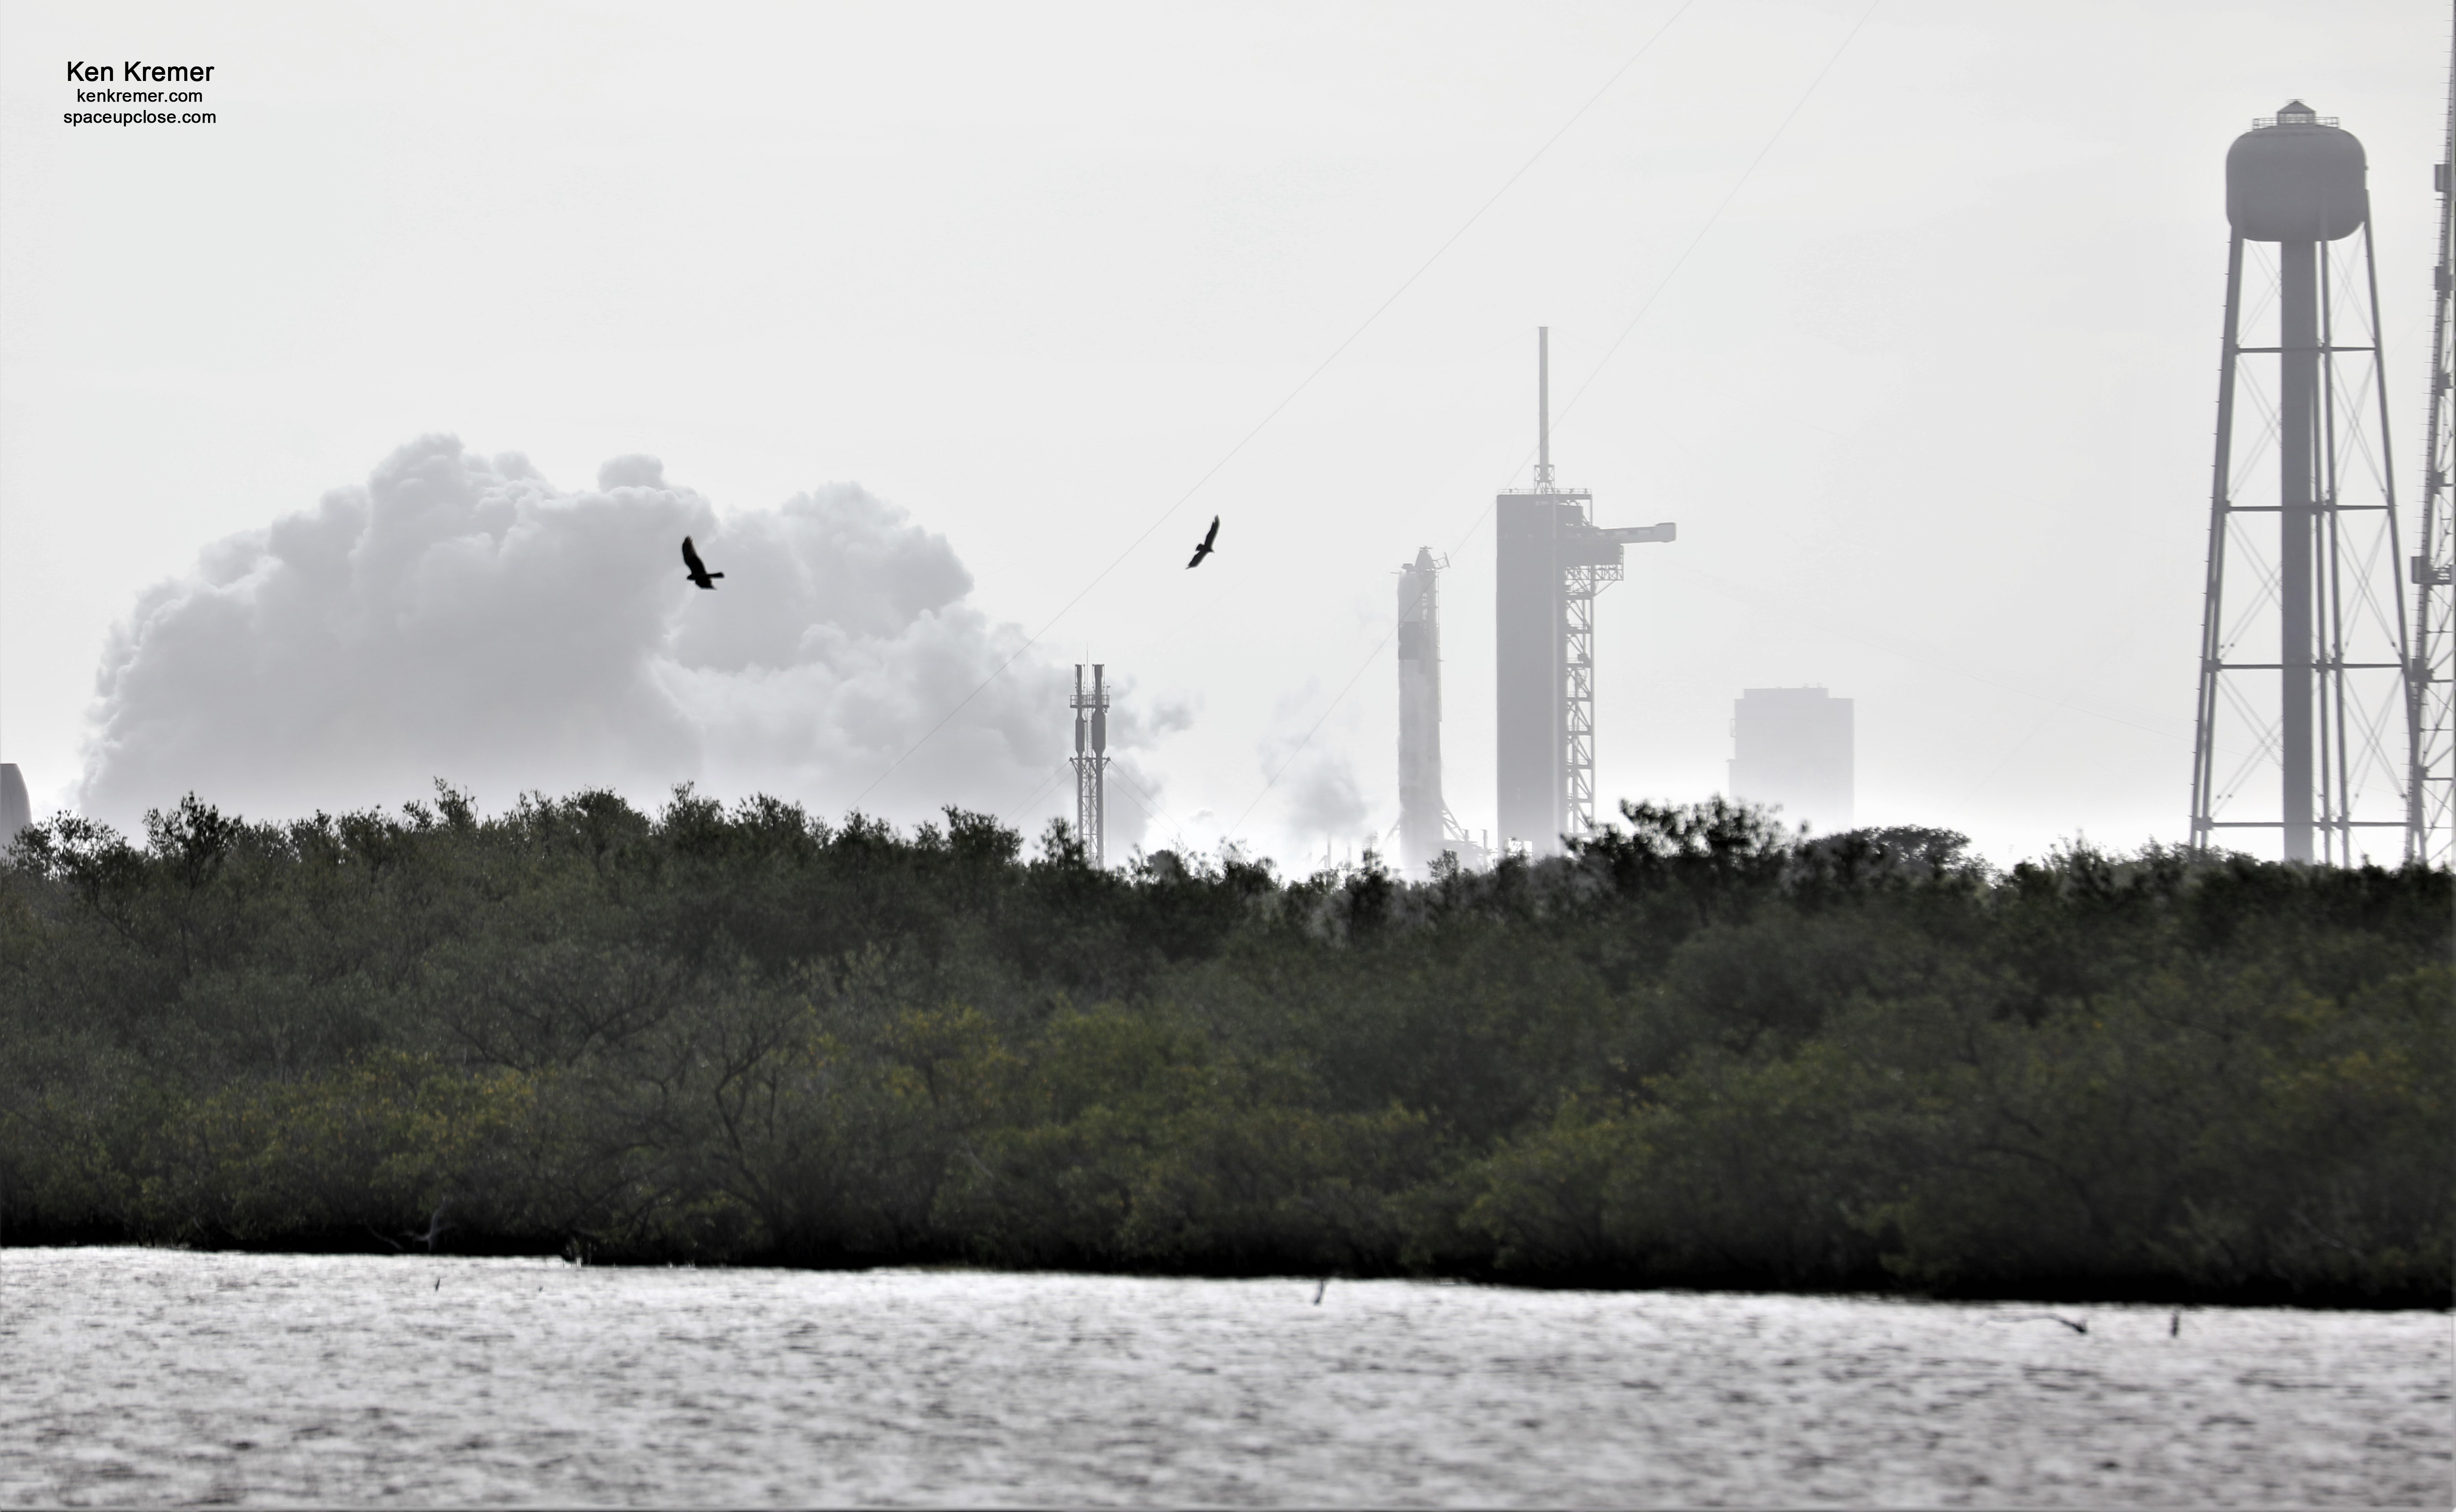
top-left (78, 436), bottom-right (1163, 841)
top-left (1257, 685), bottom-right (1375, 865)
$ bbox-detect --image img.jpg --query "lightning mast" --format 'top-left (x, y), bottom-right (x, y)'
top-left (1070, 663), bottom-right (1110, 868)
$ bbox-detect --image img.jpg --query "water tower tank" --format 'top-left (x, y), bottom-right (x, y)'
top-left (2225, 101), bottom-right (2367, 242)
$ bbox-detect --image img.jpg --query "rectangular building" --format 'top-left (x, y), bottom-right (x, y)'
top-left (1494, 492), bottom-right (1579, 852)
top-left (1495, 491), bottom-right (1673, 853)
top-left (1727, 687), bottom-right (1854, 831)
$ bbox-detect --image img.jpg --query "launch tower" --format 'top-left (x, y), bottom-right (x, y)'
top-left (1494, 329), bottom-right (1675, 853)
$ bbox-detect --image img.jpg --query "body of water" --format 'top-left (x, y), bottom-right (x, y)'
top-left (0, 1247), bottom-right (2446, 1506)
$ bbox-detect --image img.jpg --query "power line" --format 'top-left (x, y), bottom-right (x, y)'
top-left (847, 1), bottom-right (1700, 811)
top-left (1228, 1), bottom-right (1884, 847)
top-left (1546, 0), bottom-right (1884, 441)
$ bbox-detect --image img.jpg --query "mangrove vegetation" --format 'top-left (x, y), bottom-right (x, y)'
top-left (1, 786), bottom-right (2445, 1304)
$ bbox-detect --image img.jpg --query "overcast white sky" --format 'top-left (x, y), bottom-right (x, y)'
top-left (1, 0), bottom-right (2445, 870)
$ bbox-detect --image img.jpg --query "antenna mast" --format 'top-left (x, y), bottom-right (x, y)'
top-left (1536, 326), bottom-right (1554, 491)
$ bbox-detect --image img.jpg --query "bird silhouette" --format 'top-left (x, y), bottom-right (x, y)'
top-left (682, 536), bottom-right (724, 590)
top-left (1186, 516), bottom-right (1219, 569)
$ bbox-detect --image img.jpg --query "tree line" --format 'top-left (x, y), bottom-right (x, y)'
top-left (1, 785), bottom-right (2445, 1303)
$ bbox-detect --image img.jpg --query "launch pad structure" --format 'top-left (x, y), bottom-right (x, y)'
top-left (1494, 329), bottom-right (1675, 854)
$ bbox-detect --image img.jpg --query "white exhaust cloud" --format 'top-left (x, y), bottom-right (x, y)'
top-left (78, 436), bottom-right (1166, 843)
top-left (1256, 684), bottom-right (1375, 868)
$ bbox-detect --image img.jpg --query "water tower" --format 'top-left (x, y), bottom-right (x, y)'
top-left (2189, 103), bottom-right (2417, 862)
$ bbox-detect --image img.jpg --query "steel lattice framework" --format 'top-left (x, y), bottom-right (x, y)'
top-left (2190, 104), bottom-right (2417, 864)
top-left (1562, 560), bottom-right (1623, 837)
top-left (2413, 33), bottom-right (2456, 866)
top-left (1494, 330), bottom-right (1674, 853)
top-left (1070, 663), bottom-right (1110, 868)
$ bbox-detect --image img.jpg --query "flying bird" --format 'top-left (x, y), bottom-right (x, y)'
top-left (682, 536), bottom-right (724, 590)
top-left (1186, 515), bottom-right (1219, 569)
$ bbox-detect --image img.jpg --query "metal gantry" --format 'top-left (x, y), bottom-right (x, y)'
top-left (1561, 558), bottom-right (1623, 837)
top-left (1494, 329), bottom-right (1674, 853)
top-left (2413, 33), bottom-right (2456, 866)
top-left (2190, 103), bottom-right (2416, 864)
top-left (1070, 663), bottom-right (1110, 868)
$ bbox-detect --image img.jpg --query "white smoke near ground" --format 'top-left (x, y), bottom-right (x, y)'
top-left (77, 436), bottom-right (1167, 845)
top-left (1255, 685), bottom-right (1377, 872)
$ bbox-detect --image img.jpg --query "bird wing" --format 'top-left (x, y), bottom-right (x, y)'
top-left (1203, 515), bottom-right (1220, 549)
top-left (682, 536), bottom-right (706, 575)
top-left (1185, 545), bottom-right (1206, 568)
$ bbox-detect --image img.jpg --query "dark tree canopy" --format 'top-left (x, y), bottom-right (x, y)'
top-left (1, 787), bottom-right (2444, 1304)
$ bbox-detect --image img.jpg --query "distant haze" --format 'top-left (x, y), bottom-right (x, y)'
top-left (0, 0), bottom-right (2441, 868)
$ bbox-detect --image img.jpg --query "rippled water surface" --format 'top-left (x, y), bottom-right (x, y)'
top-left (1, 1248), bottom-right (2446, 1507)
